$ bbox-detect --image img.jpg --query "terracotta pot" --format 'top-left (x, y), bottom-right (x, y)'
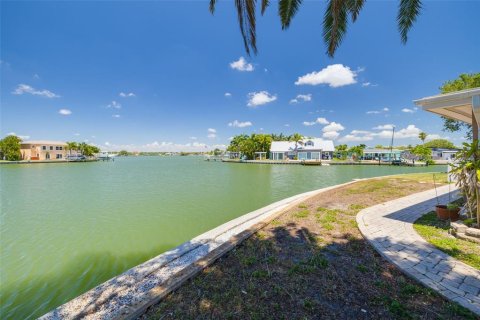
top-left (435, 205), bottom-right (460, 221)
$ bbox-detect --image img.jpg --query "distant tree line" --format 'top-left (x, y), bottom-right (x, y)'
top-left (227, 132), bottom-right (458, 163)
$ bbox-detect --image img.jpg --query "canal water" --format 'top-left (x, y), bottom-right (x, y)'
top-left (0, 156), bottom-right (446, 319)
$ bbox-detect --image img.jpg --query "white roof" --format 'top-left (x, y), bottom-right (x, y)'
top-left (270, 139), bottom-right (334, 152)
top-left (414, 88), bottom-right (480, 125)
top-left (21, 140), bottom-right (67, 145)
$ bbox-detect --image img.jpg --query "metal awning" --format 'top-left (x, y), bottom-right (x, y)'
top-left (414, 88), bottom-right (480, 126)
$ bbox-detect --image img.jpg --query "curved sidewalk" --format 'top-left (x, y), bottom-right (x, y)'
top-left (357, 185), bottom-right (480, 315)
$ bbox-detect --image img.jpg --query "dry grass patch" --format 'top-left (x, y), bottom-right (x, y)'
top-left (141, 172), bottom-right (476, 319)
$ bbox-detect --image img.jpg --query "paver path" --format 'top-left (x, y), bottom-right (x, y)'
top-left (357, 184), bottom-right (480, 315)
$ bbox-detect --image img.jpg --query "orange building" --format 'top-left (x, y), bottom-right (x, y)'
top-left (20, 140), bottom-right (68, 160)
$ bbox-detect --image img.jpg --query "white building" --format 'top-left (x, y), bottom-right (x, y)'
top-left (270, 138), bottom-right (334, 161)
top-left (430, 148), bottom-right (459, 161)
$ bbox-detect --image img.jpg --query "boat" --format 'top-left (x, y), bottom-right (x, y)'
top-left (96, 151), bottom-right (117, 161)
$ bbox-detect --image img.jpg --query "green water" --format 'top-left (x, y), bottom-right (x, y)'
top-left (0, 156), bottom-right (445, 319)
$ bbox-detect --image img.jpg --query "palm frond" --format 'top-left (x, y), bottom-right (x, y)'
top-left (261, 0), bottom-right (270, 15)
top-left (323, 0), bottom-right (349, 57)
top-left (235, 0), bottom-right (258, 55)
top-left (398, 0), bottom-right (422, 44)
top-left (209, 0), bottom-right (217, 14)
top-left (347, 0), bottom-right (365, 22)
top-left (279, 0), bottom-right (302, 29)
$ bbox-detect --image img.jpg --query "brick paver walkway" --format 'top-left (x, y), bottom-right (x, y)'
top-left (356, 185), bottom-right (480, 315)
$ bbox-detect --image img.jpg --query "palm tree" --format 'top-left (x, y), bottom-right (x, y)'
top-left (418, 132), bottom-right (427, 144)
top-left (289, 133), bottom-right (303, 158)
top-left (209, 0), bottom-right (422, 57)
top-left (66, 141), bottom-right (78, 156)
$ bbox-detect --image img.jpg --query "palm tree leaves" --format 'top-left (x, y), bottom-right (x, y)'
top-left (398, 0), bottom-right (422, 43)
top-left (347, 0), bottom-right (365, 22)
top-left (279, 0), bottom-right (302, 29)
top-left (210, 0), bottom-right (422, 58)
top-left (261, 0), bottom-right (270, 15)
top-left (323, 0), bottom-right (349, 57)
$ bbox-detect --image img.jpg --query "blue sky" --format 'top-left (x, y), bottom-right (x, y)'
top-left (1, 1), bottom-right (478, 151)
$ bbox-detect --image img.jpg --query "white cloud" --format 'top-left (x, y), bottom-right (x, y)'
top-left (224, 92), bottom-right (232, 97)
top-left (228, 120), bottom-right (253, 128)
top-left (316, 117), bottom-right (329, 125)
top-left (323, 122), bottom-right (345, 132)
top-left (295, 64), bottom-right (357, 88)
top-left (119, 92), bottom-right (135, 97)
top-left (105, 142), bottom-right (111, 146)
top-left (321, 121), bottom-right (345, 140)
top-left (58, 109), bottom-right (72, 115)
top-left (339, 134), bottom-right (374, 142)
top-left (112, 114), bottom-right (121, 118)
top-left (100, 140), bottom-right (229, 152)
top-left (366, 107), bottom-right (389, 115)
top-left (7, 132), bottom-right (30, 140)
top-left (74, 133), bottom-right (80, 136)
top-left (322, 131), bottom-right (341, 140)
top-left (426, 134), bottom-right (443, 141)
top-left (33, 74), bottom-right (40, 79)
top-left (207, 128), bottom-right (217, 139)
top-left (247, 91), bottom-right (277, 107)
top-left (361, 82), bottom-right (378, 87)
top-left (339, 124), bottom-right (426, 142)
top-left (189, 136), bottom-right (197, 140)
top-left (303, 117), bottom-right (329, 126)
top-left (351, 130), bottom-right (371, 135)
top-left (107, 101), bottom-right (121, 109)
top-left (402, 107), bottom-right (418, 113)
top-left (373, 124), bottom-right (394, 130)
top-left (230, 57), bottom-right (254, 72)
top-left (376, 124), bottom-right (421, 139)
top-left (284, 124), bottom-right (290, 127)
top-left (290, 94), bottom-right (312, 104)
top-left (12, 84), bottom-right (60, 98)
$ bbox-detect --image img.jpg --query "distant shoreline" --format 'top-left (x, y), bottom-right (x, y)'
top-left (0, 159), bottom-right (100, 165)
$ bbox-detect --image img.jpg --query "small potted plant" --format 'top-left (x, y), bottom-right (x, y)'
top-left (435, 203), bottom-right (460, 221)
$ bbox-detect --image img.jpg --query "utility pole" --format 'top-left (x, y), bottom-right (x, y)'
top-left (389, 126), bottom-right (395, 164)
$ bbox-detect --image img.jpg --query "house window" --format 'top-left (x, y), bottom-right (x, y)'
top-left (56, 146), bottom-right (63, 150)
top-left (42, 146), bottom-right (46, 150)
top-left (56, 154), bottom-right (62, 159)
top-left (305, 140), bottom-right (314, 147)
top-left (49, 146), bottom-right (54, 150)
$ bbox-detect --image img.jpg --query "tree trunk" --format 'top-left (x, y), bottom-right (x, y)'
top-left (473, 111), bottom-right (479, 226)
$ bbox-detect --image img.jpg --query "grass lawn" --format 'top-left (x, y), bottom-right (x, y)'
top-left (414, 212), bottom-right (480, 270)
top-left (141, 172), bottom-right (477, 319)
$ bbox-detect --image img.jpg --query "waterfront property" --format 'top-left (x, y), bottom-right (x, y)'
top-left (20, 140), bottom-right (67, 160)
top-left (430, 148), bottom-right (459, 161)
top-left (270, 138), bottom-right (334, 161)
top-left (361, 148), bottom-right (403, 161)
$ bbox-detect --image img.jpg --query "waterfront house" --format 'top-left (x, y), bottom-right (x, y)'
top-left (20, 140), bottom-right (68, 160)
top-left (430, 148), bottom-right (459, 161)
top-left (361, 148), bottom-right (403, 161)
top-left (270, 139), bottom-right (334, 160)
